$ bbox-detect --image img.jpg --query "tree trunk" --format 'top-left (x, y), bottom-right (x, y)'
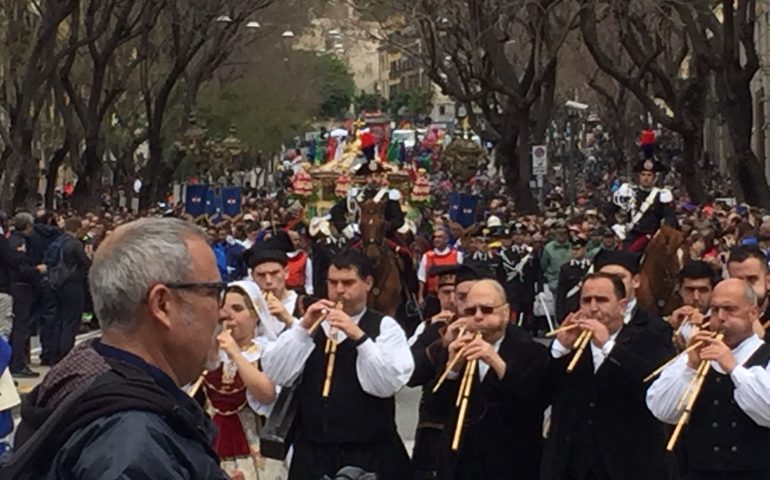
top-left (44, 142), bottom-right (70, 209)
top-left (140, 127), bottom-right (165, 209)
top-left (716, 70), bottom-right (770, 208)
top-left (678, 131), bottom-right (707, 204)
top-left (496, 117), bottom-right (538, 214)
top-left (1, 125), bottom-right (36, 211)
top-left (70, 139), bottom-right (104, 212)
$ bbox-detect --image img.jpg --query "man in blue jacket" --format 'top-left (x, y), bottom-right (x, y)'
top-left (1, 218), bottom-right (232, 479)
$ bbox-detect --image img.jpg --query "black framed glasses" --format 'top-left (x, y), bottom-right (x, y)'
top-left (463, 303), bottom-right (506, 316)
top-left (166, 282), bottom-right (228, 307)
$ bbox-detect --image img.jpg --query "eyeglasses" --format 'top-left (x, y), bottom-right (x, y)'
top-left (462, 303), bottom-right (506, 316)
top-left (166, 282), bottom-right (228, 307)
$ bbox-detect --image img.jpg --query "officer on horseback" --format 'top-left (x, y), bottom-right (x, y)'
top-left (329, 159), bottom-right (405, 236)
top-left (611, 157), bottom-right (678, 253)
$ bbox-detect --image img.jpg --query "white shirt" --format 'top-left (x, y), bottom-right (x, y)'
top-left (261, 308), bottom-right (415, 398)
top-left (417, 247), bottom-right (464, 283)
top-left (478, 335), bottom-right (505, 380)
top-left (551, 327), bottom-right (622, 373)
top-left (287, 250), bottom-right (314, 295)
top-left (624, 298), bottom-right (637, 325)
top-left (216, 336), bottom-right (278, 417)
top-left (646, 334), bottom-right (770, 428)
top-left (248, 281), bottom-right (298, 341)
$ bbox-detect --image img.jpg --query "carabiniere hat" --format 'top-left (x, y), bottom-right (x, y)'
top-left (592, 249), bottom-right (641, 275)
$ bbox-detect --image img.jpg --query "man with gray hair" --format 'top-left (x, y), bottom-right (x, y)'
top-left (1, 218), bottom-right (232, 479)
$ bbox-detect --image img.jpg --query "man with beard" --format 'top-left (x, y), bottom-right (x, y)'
top-left (647, 278), bottom-right (770, 480)
top-left (1, 218), bottom-right (230, 479)
top-left (726, 245), bottom-right (770, 338)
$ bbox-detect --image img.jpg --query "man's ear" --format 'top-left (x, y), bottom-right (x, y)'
top-left (147, 284), bottom-right (174, 330)
top-left (631, 274), bottom-right (641, 291)
top-left (365, 275), bottom-right (374, 292)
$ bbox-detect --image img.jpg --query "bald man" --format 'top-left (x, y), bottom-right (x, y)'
top-left (647, 278), bottom-right (770, 480)
top-left (425, 279), bottom-right (548, 480)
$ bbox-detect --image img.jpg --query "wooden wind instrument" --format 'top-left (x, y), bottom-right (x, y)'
top-left (643, 330), bottom-right (717, 383)
top-left (309, 301), bottom-right (343, 336)
top-left (666, 333), bottom-right (724, 451)
top-left (566, 330), bottom-right (593, 373)
top-left (319, 302), bottom-right (344, 397)
top-left (432, 326), bottom-right (469, 393)
top-left (451, 356), bottom-right (477, 451)
top-left (545, 323), bottom-right (580, 338)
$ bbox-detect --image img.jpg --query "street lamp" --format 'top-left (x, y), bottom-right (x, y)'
top-left (246, 21), bottom-right (261, 29)
top-left (281, 29), bottom-right (295, 38)
top-left (564, 99), bottom-right (589, 204)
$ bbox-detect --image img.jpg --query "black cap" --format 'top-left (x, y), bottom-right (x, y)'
top-left (245, 230), bottom-right (294, 268)
top-left (429, 264), bottom-right (494, 285)
top-left (428, 264), bottom-right (459, 288)
top-left (593, 249), bottom-right (641, 275)
top-left (510, 223), bottom-right (526, 235)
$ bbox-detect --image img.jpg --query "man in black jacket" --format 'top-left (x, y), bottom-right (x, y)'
top-left (543, 272), bottom-right (674, 480)
top-left (2, 217), bottom-right (231, 479)
top-left (51, 217), bottom-right (92, 363)
top-left (8, 213), bottom-right (45, 378)
top-left (0, 212), bottom-right (21, 341)
top-left (426, 279), bottom-right (549, 480)
top-left (28, 209), bottom-right (61, 366)
top-left (593, 249), bottom-right (672, 339)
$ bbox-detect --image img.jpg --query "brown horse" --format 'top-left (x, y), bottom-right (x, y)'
top-left (358, 199), bottom-right (402, 317)
top-left (636, 225), bottom-right (686, 316)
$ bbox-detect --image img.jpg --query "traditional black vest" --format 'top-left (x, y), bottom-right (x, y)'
top-left (683, 341), bottom-right (770, 472)
top-left (297, 308), bottom-right (397, 444)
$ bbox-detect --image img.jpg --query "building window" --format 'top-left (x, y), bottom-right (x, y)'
top-left (439, 106), bottom-right (446, 116)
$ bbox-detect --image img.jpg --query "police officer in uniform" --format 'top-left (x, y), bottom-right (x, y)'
top-left (611, 158), bottom-right (678, 252)
top-left (555, 235), bottom-right (591, 324)
top-left (498, 223), bottom-right (538, 324)
top-left (466, 228), bottom-right (501, 278)
top-left (329, 160), bottom-right (405, 236)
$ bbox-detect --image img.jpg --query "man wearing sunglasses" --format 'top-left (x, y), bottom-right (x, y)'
top-left (424, 279), bottom-right (549, 480)
top-left (4, 218), bottom-right (232, 479)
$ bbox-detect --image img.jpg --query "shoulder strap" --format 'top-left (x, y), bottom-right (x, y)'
top-left (360, 309), bottom-right (385, 340)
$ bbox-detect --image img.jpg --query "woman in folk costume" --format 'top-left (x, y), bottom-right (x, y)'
top-left (203, 280), bottom-right (288, 480)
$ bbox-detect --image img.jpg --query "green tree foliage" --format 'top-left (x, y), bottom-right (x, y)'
top-left (317, 54), bottom-right (356, 119)
top-left (354, 90), bottom-right (388, 112)
top-left (388, 86), bottom-right (433, 118)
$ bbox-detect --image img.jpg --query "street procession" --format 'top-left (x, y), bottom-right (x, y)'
top-left (2, 1), bottom-right (770, 480)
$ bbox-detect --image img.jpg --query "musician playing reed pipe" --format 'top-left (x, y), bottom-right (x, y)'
top-left (666, 261), bottom-right (716, 350)
top-left (424, 279), bottom-right (548, 480)
top-left (543, 272), bottom-right (674, 480)
top-left (647, 278), bottom-right (770, 480)
top-left (260, 250), bottom-right (413, 480)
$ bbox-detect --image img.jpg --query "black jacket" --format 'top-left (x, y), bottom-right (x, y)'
top-left (8, 231), bottom-right (41, 286)
top-left (59, 234), bottom-right (91, 287)
top-left (0, 235), bottom-right (22, 294)
top-left (555, 260), bottom-right (591, 323)
top-left (541, 322), bottom-right (675, 480)
top-left (426, 324), bottom-right (549, 480)
top-left (27, 224), bottom-right (61, 265)
top-left (630, 304), bottom-right (673, 340)
top-left (4, 341), bottom-right (227, 480)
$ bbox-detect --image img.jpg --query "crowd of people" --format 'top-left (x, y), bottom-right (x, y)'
top-left (0, 145), bottom-right (768, 480)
